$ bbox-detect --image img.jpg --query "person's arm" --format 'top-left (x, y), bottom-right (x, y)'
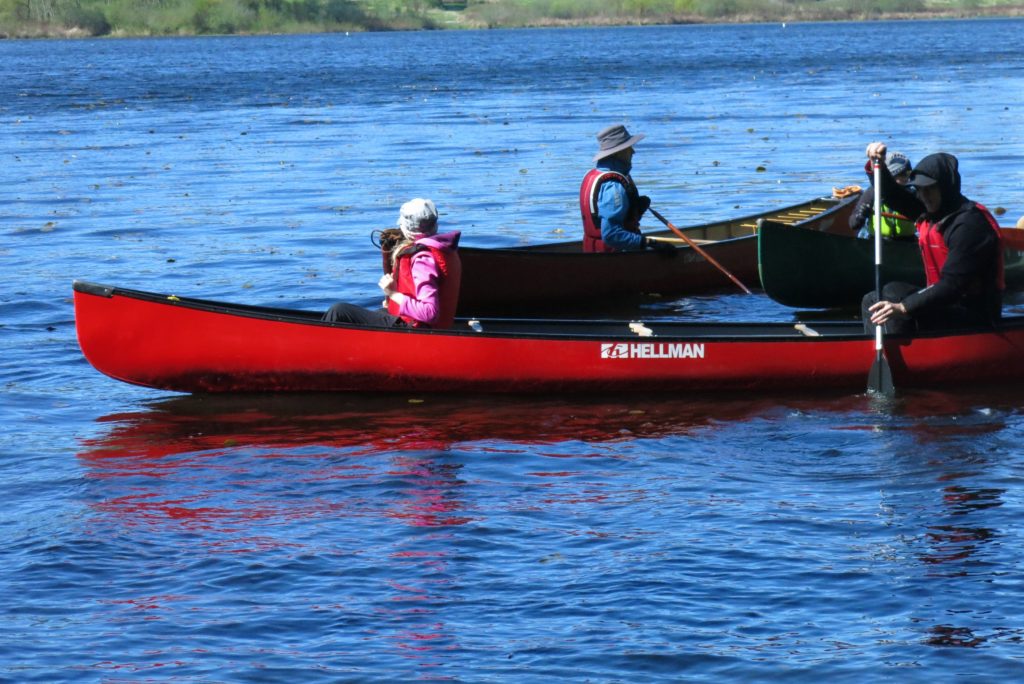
top-left (848, 191), bottom-right (873, 232)
top-left (383, 252), bottom-right (444, 326)
top-left (597, 181), bottom-right (645, 251)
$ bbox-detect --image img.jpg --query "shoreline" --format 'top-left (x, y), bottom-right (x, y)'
top-left (3, 6), bottom-right (1023, 40)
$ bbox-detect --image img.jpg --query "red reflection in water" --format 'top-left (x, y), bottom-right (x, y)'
top-left (922, 525), bottom-right (993, 566)
top-left (912, 463), bottom-right (1005, 647)
top-left (385, 456), bottom-right (471, 527)
top-left (74, 389), bottom-right (1018, 666)
top-left (76, 391), bottom-right (886, 489)
top-left (919, 483), bottom-right (1002, 568)
top-left (80, 393), bottom-right (847, 668)
top-left (93, 493), bottom-right (234, 533)
top-left (376, 543), bottom-right (462, 672)
top-left (939, 484), bottom-right (1004, 514)
top-left (80, 393), bottom-right (727, 466)
top-left (100, 594), bottom-right (186, 614)
top-left (71, 391), bottom-right (891, 555)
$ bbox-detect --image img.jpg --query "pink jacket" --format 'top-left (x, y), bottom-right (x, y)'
top-left (389, 231), bottom-right (462, 328)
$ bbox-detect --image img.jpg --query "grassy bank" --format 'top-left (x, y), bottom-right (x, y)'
top-left (1, 0), bottom-right (1022, 38)
top-left (464, 0), bottom-right (1024, 27)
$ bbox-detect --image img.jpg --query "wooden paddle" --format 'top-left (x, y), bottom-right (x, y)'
top-left (648, 207), bottom-right (752, 294)
top-left (867, 160), bottom-right (895, 396)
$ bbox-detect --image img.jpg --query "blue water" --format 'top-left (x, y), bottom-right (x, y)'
top-left (3, 19), bottom-right (1024, 681)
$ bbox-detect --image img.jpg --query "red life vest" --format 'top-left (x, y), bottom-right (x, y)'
top-left (579, 168), bottom-right (642, 253)
top-left (387, 242), bottom-right (462, 329)
top-left (917, 202), bottom-right (1004, 289)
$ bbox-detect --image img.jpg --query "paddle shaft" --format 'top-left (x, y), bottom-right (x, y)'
top-left (868, 159), bottom-right (895, 396)
top-left (874, 161), bottom-right (883, 312)
top-left (648, 207), bottom-right (752, 294)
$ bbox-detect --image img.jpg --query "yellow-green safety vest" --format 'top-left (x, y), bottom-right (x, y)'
top-left (871, 204), bottom-right (916, 238)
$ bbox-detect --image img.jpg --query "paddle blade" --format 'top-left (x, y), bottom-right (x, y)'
top-left (867, 354), bottom-right (895, 396)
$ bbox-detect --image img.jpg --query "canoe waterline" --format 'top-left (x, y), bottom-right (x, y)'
top-left (758, 219), bottom-right (1024, 309)
top-left (73, 280), bottom-right (1024, 394)
top-left (456, 193), bottom-right (859, 314)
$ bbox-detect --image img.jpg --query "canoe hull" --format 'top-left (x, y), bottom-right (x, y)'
top-left (759, 219), bottom-right (1024, 309)
top-left (74, 281), bottom-right (1024, 394)
top-left (457, 194), bottom-right (858, 313)
top-left (758, 219), bottom-right (923, 309)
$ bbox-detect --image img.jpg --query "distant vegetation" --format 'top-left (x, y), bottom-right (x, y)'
top-left (467, 0), bottom-right (1022, 27)
top-left (1, 0), bottom-right (1021, 37)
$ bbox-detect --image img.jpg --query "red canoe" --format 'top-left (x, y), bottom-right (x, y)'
top-left (74, 280), bottom-right (1024, 394)
top-left (455, 193), bottom-right (859, 313)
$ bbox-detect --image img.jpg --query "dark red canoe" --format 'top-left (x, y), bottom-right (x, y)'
top-left (74, 280), bottom-right (1024, 394)
top-left (454, 193), bottom-right (859, 313)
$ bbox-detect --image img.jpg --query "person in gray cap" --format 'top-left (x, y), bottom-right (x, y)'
top-left (862, 142), bottom-right (1005, 334)
top-left (579, 124), bottom-right (669, 253)
top-left (847, 150), bottom-right (917, 239)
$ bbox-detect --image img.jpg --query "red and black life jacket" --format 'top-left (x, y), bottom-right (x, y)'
top-left (917, 202), bottom-right (1004, 290)
top-left (579, 168), bottom-right (642, 253)
top-left (386, 243), bottom-right (462, 329)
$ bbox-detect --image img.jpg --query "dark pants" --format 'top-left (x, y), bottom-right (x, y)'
top-left (861, 281), bottom-right (994, 335)
top-left (322, 302), bottom-right (404, 327)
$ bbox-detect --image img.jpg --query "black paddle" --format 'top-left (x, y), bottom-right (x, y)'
top-left (867, 159), bottom-right (895, 396)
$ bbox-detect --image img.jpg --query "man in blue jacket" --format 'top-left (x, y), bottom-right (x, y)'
top-left (579, 124), bottom-right (668, 253)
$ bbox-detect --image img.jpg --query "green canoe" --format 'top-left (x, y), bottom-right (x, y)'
top-left (757, 218), bottom-right (1024, 309)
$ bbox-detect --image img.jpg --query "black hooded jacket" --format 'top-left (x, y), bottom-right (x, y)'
top-left (876, 152), bottom-right (1002, 322)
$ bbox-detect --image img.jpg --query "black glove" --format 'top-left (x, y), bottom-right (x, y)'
top-left (636, 195), bottom-right (651, 216)
top-left (645, 237), bottom-right (675, 253)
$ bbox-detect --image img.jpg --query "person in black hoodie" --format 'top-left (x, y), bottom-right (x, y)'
top-left (863, 142), bottom-right (1004, 334)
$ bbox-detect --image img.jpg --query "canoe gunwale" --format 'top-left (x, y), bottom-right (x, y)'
top-left (478, 194), bottom-right (855, 254)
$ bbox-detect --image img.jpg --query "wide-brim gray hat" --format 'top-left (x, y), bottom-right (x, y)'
top-left (593, 124), bottom-right (644, 162)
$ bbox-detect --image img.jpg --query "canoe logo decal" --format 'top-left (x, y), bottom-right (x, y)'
top-left (601, 342), bottom-right (705, 360)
